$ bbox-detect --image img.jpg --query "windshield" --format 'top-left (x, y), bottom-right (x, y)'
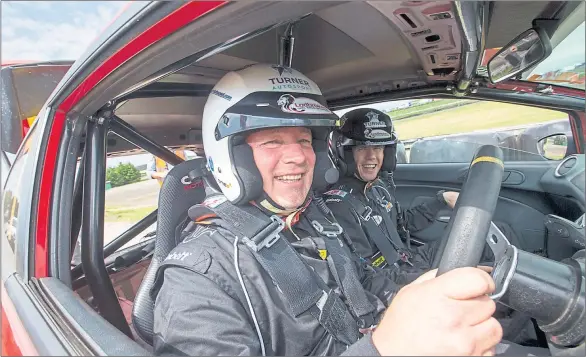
top-left (527, 21), bottom-right (585, 90)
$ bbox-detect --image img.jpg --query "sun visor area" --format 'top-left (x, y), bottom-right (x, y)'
top-left (1, 63), bottom-right (71, 153)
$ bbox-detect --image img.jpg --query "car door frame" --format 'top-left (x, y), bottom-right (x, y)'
top-left (1, 2), bottom-right (228, 355)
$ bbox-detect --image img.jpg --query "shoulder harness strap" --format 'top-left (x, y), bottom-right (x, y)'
top-left (367, 184), bottom-right (414, 266)
top-left (189, 194), bottom-right (364, 346)
top-left (304, 204), bottom-right (377, 327)
top-left (324, 188), bottom-right (407, 267)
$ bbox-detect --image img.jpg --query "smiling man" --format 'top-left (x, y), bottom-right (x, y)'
top-left (246, 127), bottom-right (315, 209)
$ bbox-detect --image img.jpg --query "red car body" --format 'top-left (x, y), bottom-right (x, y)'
top-left (2, 1), bottom-right (584, 355)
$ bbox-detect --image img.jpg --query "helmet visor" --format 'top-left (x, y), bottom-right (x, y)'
top-left (214, 92), bottom-right (338, 140)
top-left (215, 113), bottom-right (337, 140)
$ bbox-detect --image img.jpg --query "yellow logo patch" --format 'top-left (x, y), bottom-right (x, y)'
top-left (319, 249), bottom-right (328, 260)
top-left (372, 255), bottom-right (386, 267)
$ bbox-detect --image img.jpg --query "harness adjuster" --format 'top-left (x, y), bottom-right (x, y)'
top-left (398, 249), bottom-right (414, 266)
top-left (311, 221), bottom-right (343, 238)
top-left (316, 290), bottom-right (329, 311)
top-left (357, 316), bottom-right (376, 330)
top-left (243, 215), bottom-right (285, 252)
top-left (360, 206), bottom-right (373, 221)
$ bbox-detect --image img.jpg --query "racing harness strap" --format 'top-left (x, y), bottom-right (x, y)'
top-left (324, 186), bottom-right (412, 268)
top-left (303, 204), bottom-right (378, 323)
top-left (188, 195), bottom-right (376, 346)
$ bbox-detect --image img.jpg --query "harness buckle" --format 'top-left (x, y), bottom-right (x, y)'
top-left (311, 221), bottom-right (344, 238)
top-left (360, 206), bottom-right (373, 221)
top-left (243, 215), bottom-right (285, 252)
top-left (398, 250), bottom-right (414, 266)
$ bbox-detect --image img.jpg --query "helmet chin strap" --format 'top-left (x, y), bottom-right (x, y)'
top-left (252, 191), bottom-right (311, 217)
top-left (251, 191), bottom-right (312, 237)
top-left (354, 171), bottom-right (380, 184)
top-left (353, 172), bottom-right (382, 198)
top-left (354, 172), bottom-right (367, 182)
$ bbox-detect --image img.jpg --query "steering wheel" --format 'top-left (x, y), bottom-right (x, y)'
top-left (430, 145), bottom-right (585, 355)
top-left (431, 145), bottom-right (505, 274)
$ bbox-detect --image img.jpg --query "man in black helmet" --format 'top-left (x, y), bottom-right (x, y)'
top-left (327, 108), bottom-right (494, 284)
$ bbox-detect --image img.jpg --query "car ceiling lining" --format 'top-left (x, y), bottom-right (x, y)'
top-left (73, 1), bottom-right (567, 154)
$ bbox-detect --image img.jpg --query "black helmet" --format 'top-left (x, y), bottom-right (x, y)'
top-left (331, 108), bottom-right (398, 177)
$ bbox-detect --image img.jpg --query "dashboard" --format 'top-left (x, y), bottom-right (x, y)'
top-left (541, 154), bottom-right (585, 206)
top-left (540, 154), bottom-right (585, 258)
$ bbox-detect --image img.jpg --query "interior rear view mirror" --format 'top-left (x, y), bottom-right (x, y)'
top-left (487, 27), bottom-right (552, 84)
top-left (538, 133), bottom-right (568, 160)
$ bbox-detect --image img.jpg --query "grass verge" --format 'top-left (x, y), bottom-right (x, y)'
top-left (105, 205), bottom-right (157, 222)
top-left (388, 99), bottom-right (465, 119)
top-left (393, 101), bottom-right (565, 140)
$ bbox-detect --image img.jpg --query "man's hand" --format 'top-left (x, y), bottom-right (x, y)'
top-left (443, 191), bottom-right (460, 209)
top-left (372, 267), bottom-right (502, 356)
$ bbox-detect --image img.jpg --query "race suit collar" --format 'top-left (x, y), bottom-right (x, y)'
top-left (351, 173), bottom-right (382, 197)
top-left (250, 192), bottom-right (312, 232)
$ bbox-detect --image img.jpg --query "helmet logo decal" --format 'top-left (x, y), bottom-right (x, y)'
top-left (269, 77), bottom-right (312, 91)
top-left (217, 178), bottom-right (232, 188)
top-left (363, 111), bottom-right (392, 139)
top-left (207, 157), bottom-right (214, 172)
top-left (271, 65), bottom-right (293, 76)
top-left (268, 67), bottom-right (312, 91)
top-left (211, 89), bottom-right (232, 101)
top-left (277, 94), bottom-right (332, 114)
top-left (364, 111), bottom-right (386, 128)
top-left (364, 128), bottom-right (392, 140)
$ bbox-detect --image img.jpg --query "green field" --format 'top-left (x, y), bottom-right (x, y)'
top-left (105, 205), bottom-right (157, 222)
top-left (393, 101), bottom-right (565, 140)
top-left (388, 99), bottom-right (466, 119)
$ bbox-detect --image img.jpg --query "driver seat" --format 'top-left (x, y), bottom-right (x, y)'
top-left (131, 157), bottom-right (210, 345)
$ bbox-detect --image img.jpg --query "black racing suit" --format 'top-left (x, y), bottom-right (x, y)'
top-left (326, 175), bottom-right (448, 284)
top-left (325, 176), bottom-right (547, 346)
top-left (151, 199), bottom-right (401, 356)
top-left (151, 195), bottom-right (548, 356)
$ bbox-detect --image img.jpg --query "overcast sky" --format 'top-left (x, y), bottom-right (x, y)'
top-left (1, 1), bottom-right (129, 61)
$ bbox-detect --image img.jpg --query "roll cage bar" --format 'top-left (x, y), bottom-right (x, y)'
top-left (67, 108), bottom-right (186, 333)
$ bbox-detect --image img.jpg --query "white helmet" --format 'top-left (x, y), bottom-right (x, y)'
top-left (202, 63), bottom-right (340, 205)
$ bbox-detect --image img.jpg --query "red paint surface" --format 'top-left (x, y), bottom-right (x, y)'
top-left (572, 112), bottom-right (585, 153)
top-left (491, 80), bottom-right (586, 98)
top-left (1, 307), bottom-right (22, 356)
top-left (1, 286), bottom-right (37, 356)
